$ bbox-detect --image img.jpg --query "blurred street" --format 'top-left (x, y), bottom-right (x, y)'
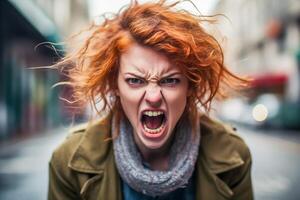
top-left (0, 128), bottom-right (68, 200)
top-left (0, 126), bottom-right (299, 200)
top-left (238, 126), bottom-right (300, 200)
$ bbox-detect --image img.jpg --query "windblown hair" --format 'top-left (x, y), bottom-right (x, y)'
top-left (55, 0), bottom-right (247, 134)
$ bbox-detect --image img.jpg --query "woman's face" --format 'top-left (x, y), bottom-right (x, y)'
top-left (117, 43), bottom-right (189, 151)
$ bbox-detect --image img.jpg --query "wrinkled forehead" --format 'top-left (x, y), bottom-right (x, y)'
top-left (119, 43), bottom-right (182, 76)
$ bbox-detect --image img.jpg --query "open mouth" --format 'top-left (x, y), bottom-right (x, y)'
top-left (140, 110), bottom-right (166, 134)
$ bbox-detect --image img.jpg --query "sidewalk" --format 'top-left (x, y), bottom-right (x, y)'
top-left (0, 127), bottom-right (68, 200)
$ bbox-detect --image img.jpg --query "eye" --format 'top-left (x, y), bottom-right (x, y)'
top-left (125, 78), bottom-right (145, 86)
top-left (160, 78), bottom-right (180, 86)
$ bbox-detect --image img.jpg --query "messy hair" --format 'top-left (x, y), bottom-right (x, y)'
top-left (55, 0), bottom-right (247, 135)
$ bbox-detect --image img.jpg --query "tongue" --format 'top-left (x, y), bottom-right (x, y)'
top-left (144, 115), bottom-right (163, 129)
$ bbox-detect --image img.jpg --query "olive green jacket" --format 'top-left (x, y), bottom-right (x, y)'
top-left (48, 114), bottom-right (253, 200)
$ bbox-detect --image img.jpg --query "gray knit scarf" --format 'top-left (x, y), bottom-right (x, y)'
top-left (112, 115), bottom-right (200, 197)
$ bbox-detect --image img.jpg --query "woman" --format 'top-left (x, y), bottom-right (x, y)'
top-left (48, 1), bottom-right (253, 199)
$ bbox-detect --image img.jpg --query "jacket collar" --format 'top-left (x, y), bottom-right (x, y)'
top-left (199, 115), bottom-right (244, 174)
top-left (68, 113), bottom-right (244, 175)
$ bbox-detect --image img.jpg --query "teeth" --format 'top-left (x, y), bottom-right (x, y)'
top-left (143, 123), bottom-right (165, 134)
top-left (144, 111), bottom-right (163, 117)
top-left (142, 110), bottom-right (166, 134)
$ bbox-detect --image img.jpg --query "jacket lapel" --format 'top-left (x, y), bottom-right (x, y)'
top-left (195, 115), bottom-right (245, 199)
top-left (68, 113), bottom-right (122, 200)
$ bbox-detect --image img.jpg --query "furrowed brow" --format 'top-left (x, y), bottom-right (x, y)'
top-left (161, 72), bottom-right (182, 79)
top-left (124, 72), bottom-right (145, 79)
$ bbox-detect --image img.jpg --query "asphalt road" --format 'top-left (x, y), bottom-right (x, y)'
top-left (0, 128), bottom-right (68, 200)
top-left (0, 125), bottom-right (299, 200)
top-left (238, 126), bottom-right (300, 200)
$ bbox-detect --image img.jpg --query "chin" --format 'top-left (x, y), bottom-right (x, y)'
top-left (141, 136), bottom-right (167, 149)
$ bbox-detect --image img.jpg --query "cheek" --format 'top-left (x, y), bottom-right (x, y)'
top-left (118, 82), bottom-right (144, 122)
top-left (119, 90), bottom-right (140, 110)
top-left (167, 83), bottom-right (188, 103)
top-left (118, 78), bottom-right (136, 106)
top-left (170, 94), bottom-right (187, 114)
top-left (163, 86), bottom-right (188, 117)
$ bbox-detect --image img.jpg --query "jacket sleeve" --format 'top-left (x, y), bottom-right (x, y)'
top-left (48, 160), bottom-right (80, 200)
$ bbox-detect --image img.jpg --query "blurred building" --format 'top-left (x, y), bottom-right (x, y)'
top-left (213, 0), bottom-right (300, 128)
top-left (0, 0), bottom-right (89, 140)
top-left (32, 0), bottom-right (89, 36)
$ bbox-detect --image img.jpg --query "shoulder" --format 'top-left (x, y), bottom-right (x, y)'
top-left (48, 124), bottom-right (87, 195)
top-left (50, 124), bottom-right (86, 169)
top-left (48, 113), bottom-right (115, 199)
top-left (198, 115), bottom-right (253, 199)
top-left (50, 113), bottom-right (113, 174)
top-left (199, 114), bottom-right (251, 173)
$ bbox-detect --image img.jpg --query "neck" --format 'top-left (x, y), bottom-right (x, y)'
top-left (141, 146), bottom-right (171, 171)
top-left (133, 133), bottom-right (174, 171)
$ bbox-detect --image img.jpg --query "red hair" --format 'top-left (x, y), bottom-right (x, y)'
top-left (55, 0), bottom-right (247, 133)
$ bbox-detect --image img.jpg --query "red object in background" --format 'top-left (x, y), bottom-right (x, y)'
top-left (265, 19), bottom-right (283, 39)
top-left (246, 73), bottom-right (288, 100)
top-left (250, 73), bottom-right (288, 88)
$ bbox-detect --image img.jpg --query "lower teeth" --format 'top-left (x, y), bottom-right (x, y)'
top-left (144, 123), bottom-right (164, 134)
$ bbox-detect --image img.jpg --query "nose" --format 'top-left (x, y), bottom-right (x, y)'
top-left (144, 83), bottom-right (162, 107)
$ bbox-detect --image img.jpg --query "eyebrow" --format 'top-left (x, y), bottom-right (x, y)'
top-left (161, 72), bottom-right (182, 79)
top-left (123, 72), bottom-right (145, 79)
top-left (123, 72), bottom-right (183, 79)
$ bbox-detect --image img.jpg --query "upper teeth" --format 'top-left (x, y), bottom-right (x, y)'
top-left (144, 111), bottom-right (163, 117)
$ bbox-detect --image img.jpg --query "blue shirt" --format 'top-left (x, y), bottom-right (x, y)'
top-left (122, 171), bottom-right (196, 200)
